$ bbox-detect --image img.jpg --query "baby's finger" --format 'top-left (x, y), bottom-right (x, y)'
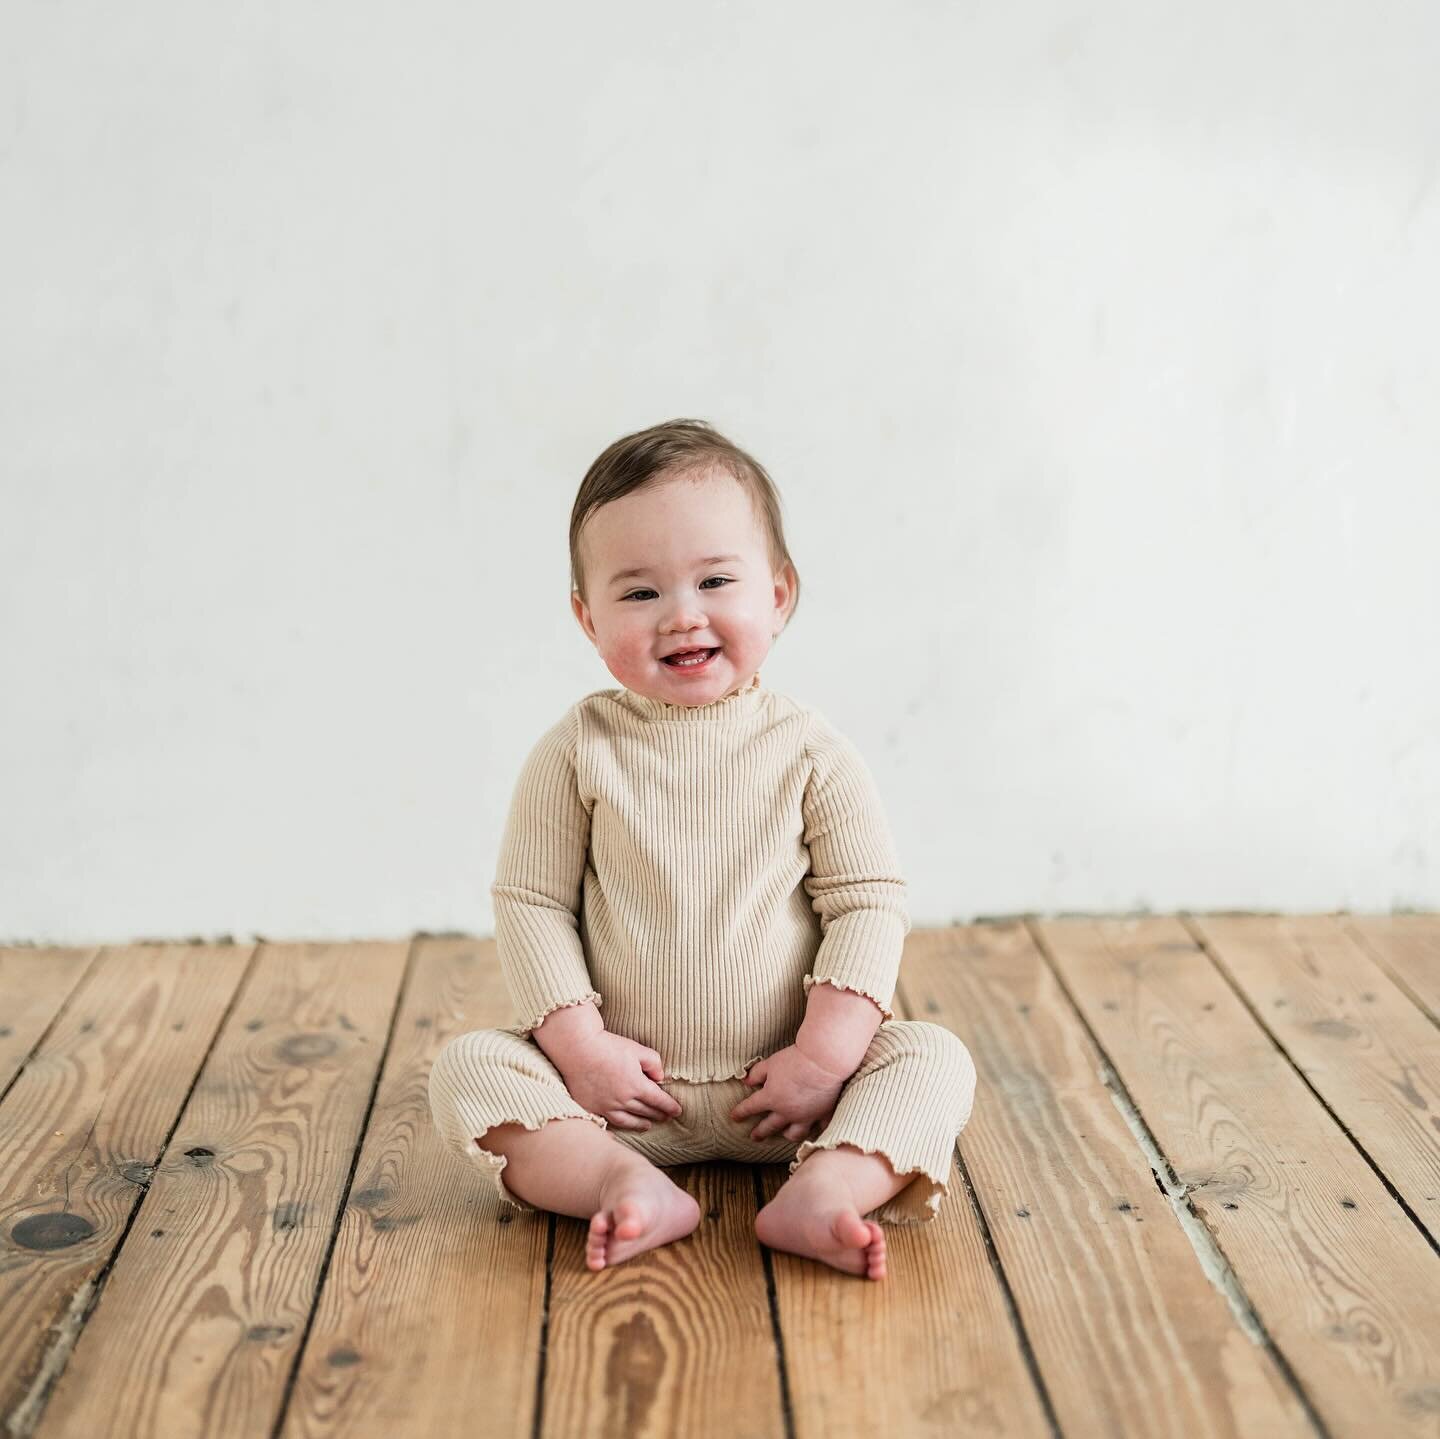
top-left (783, 1121), bottom-right (810, 1141)
top-left (624, 1098), bottom-right (667, 1122)
top-left (643, 1081), bottom-right (683, 1117)
top-left (607, 1110), bottom-right (650, 1130)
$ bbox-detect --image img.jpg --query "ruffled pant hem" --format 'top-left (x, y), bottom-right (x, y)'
top-left (466, 1108), bottom-right (609, 1212)
top-left (787, 1137), bottom-right (949, 1226)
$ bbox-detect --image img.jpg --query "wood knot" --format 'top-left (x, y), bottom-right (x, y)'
top-left (1307, 1018), bottom-right (1360, 1041)
top-left (273, 1202), bottom-right (305, 1232)
top-left (13, 1211), bottom-right (96, 1250)
top-left (278, 1032), bottom-right (339, 1064)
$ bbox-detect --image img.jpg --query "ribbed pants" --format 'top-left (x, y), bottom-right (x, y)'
top-left (428, 1019), bottom-right (977, 1227)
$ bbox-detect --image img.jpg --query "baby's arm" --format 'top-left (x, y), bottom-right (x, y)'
top-left (797, 714), bottom-right (911, 1067)
top-left (491, 710), bottom-right (605, 1039)
top-left (531, 996), bottom-right (604, 1068)
top-left (795, 978), bottom-right (884, 1078)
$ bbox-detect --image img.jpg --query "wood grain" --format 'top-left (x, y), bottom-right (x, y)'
top-left (10, 921), bottom-right (1433, 1437)
top-left (545, 1160), bottom-right (784, 1439)
top-left (281, 937), bottom-right (554, 1439)
top-left (32, 942), bottom-right (407, 1439)
top-left (1345, 914), bottom-right (1440, 1024)
top-left (1, 944), bottom-right (254, 1434)
top-left (0, 947), bottom-right (97, 1093)
top-left (757, 973), bottom-right (1053, 1439)
top-left (1036, 915), bottom-right (1440, 1437)
top-left (1191, 914), bottom-right (1440, 1247)
top-left (908, 922), bottom-right (1311, 1438)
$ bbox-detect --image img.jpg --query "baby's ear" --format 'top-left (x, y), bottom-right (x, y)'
top-left (570, 590), bottom-right (597, 643)
top-left (772, 562), bottom-right (798, 619)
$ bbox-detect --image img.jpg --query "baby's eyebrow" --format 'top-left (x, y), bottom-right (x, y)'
top-left (608, 554), bottom-right (743, 584)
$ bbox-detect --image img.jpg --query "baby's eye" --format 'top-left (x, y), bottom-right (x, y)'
top-left (620, 577), bottom-right (733, 602)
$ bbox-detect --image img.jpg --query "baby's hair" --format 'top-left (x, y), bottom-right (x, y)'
top-left (569, 418), bottom-right (801, 627)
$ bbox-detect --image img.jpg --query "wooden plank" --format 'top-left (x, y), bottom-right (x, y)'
top-left (1191, 915), bottom-right (1440, 1247)
top-left (1036, 916), bottom-right (1440, 1437)
top-left (0, 944), bottom-right (254, 1437)
top-left (758, 969), bottom-right (1053, 1439)
top-left (545, 1161), bottom-right (786, 1439)
top-left (907, 924), bottom-right (1312, 1438)
top-left (31, 941), bottom-right (408, 1439)
top-left (281, 938), bottom-right (552, 1439)
top-left (0, 947), bottom-right (97, 1093)
top-left (1345, 914), bottom-right (1440, 1022)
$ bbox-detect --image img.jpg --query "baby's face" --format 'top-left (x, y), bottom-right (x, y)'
top-left (572, 466), bottom-right (794, 704)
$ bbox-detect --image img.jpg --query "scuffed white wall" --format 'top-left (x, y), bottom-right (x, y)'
top-left (2, 1), bottom-right (1436, 942)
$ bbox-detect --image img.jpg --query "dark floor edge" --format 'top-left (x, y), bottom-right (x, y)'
top-left (534, 1212), bottom-right (556, 1439)
top-left (751, 1167), bottom-right (797, 1439)
top-left (4, 913), bottom-right (1436, 950)
top-left (1021, 919), bottom-right (1333, 1439)
top-left (955, 1143), bottom-right (1066, 1439)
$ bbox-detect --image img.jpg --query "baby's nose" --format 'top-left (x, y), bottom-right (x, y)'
top-left (663, 592), bottom-right (709, 621)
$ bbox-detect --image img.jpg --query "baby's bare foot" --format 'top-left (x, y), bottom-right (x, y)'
top-left (755, 1184), bottom-right (888, 1279)
top-left (586, 1164), bottom-right (701, 1271)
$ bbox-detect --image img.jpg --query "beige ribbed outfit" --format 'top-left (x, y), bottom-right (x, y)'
top-left (427, 672), bottom-right (977, 1226)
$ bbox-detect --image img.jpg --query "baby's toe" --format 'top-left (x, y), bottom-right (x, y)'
top-left (586, 1211), bottom-right (611, 1269)
top-left (612, 1199), bottom-right (648, 1239)
top-left (865, 1223), bottom-right (887, 1279)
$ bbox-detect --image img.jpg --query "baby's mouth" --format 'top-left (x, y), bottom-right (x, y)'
top-left (662, 647), bottom-right (719, 667)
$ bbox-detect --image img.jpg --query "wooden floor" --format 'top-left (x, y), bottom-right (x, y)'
top-left (1, 915), bottom-right (1437, 1438)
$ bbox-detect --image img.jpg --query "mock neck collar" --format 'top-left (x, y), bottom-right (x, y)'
top-left (614, 671), bottom-right (767, 722)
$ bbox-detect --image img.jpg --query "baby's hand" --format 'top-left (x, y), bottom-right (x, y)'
top-left (552, 1030), bottom-right (682, 1131)
top-left (729, 1044), bottom-right (847, 1142)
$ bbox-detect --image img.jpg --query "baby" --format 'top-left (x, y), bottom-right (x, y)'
top-left (428, 418), bottom-right (977, 1280)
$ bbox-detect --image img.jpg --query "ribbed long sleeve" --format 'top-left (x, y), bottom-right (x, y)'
top-left (799, 713), bottom-right (910, 1020)
top-left (489, 675), bottom-right (911, 1082)
top-left (489, 709), bottom-right (604, 1035)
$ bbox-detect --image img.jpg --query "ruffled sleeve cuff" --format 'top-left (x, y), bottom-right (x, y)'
top-left (498, 991), bottom-right (603, 1040)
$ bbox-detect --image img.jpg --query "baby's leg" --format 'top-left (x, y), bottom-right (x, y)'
top-left (480, 1118), bottom-right (701, 1271)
